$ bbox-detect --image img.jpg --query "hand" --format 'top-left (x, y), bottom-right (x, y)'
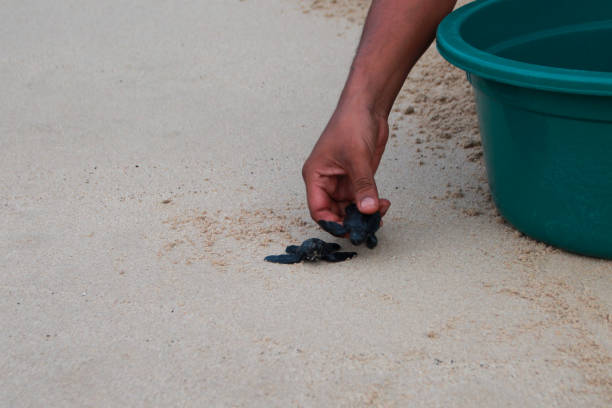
top-left (302, 105), bottom-right (391, 224)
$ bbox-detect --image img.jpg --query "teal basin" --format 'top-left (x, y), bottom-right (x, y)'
top-left (437, 0), bottom-right (612, 258)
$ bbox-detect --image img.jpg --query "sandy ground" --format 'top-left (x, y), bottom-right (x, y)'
top-left (1, 0), bottom-right (611, 406)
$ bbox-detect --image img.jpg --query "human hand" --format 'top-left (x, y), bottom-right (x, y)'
top-left (302, 105), bottom-right (391, 224)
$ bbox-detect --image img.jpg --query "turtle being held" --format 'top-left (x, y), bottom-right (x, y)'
top-left (318, 203), bottom-right (381, 249)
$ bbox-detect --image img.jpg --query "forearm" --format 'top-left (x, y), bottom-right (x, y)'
top-left (338, 0), bottom-right (457, 117)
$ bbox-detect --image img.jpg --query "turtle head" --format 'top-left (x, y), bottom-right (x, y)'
top-left (349, 228), bottom-right (367, 246)
top-left (302, 238), bottom-right (324, 261)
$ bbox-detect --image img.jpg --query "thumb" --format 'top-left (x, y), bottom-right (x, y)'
top-left (350, 163), bottom-right (379, 214)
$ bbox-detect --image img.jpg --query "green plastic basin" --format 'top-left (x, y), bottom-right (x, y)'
top-left (437, 0), bottom-right (612, 258)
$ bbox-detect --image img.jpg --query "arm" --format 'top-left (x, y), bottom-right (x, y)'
top-left (302, 0), bottom-right (457, 223)
top-left (344, 0), bottom-right (458, 117)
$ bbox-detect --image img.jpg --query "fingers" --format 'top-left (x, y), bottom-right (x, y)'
top-left (379, 199), bottom-right (391, 217)
top-left (304, 167), bottom-right (391, 224)
top-left (307, 191), bottom-right (341, 223)
top-left (303, 170), bottom-right (343, 223)
top-left (348, 161), bottom-right (380, 214)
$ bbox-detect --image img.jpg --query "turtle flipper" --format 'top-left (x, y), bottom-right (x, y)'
top-left (264, 254), bottom-right (302, 264)
top-left (323, 242), bottom-right (341, 252)
top-left (285, 245), bottom-right (300, 254)
top-left (366, 234), bottom-right (378, 249)
top-left (318, 220), bottom-right (348, 237)
top-left (366, 212), bottom-right (381, 232)
top-left (322, 251), bottom-right (357, 262)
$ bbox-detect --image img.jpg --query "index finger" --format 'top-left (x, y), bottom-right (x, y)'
top-left (305, 178), bottom-right (343, 223)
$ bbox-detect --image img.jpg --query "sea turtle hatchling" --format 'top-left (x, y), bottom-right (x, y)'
top-left (264, 238), bottom-right (357, 264)
top-left (318, 203), bottom-right (381, 249)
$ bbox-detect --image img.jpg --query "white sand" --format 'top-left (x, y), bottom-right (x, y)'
top-left (1, 0), bottom-right (611, 406)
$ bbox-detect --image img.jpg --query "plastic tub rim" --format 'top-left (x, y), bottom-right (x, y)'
top-left (436, 0), bottom-right (612, 96)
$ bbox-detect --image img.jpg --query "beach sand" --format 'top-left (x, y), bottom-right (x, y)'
top-left (1, 0), bottom-right (611, 406)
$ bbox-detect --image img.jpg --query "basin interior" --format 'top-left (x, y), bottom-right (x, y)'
top-left (460, 2), bottom-right (612, 72)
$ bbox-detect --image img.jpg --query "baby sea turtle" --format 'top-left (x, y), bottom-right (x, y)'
top-left (264, 238), bottom-right (357, 264)
top-left (318, 203), bottom-right (381, 249)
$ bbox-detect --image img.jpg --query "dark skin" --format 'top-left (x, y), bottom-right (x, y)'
top-left (303, 0), bottom-right (458, 224)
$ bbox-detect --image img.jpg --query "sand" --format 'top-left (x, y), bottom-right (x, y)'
top-left (1, 0), bottom-right (611, 406)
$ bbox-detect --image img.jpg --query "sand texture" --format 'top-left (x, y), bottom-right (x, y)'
top-left (1, 0), bottom-right (611, 406)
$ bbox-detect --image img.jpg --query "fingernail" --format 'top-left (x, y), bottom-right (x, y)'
top-left (360, 197), bottom-right (376, 210)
